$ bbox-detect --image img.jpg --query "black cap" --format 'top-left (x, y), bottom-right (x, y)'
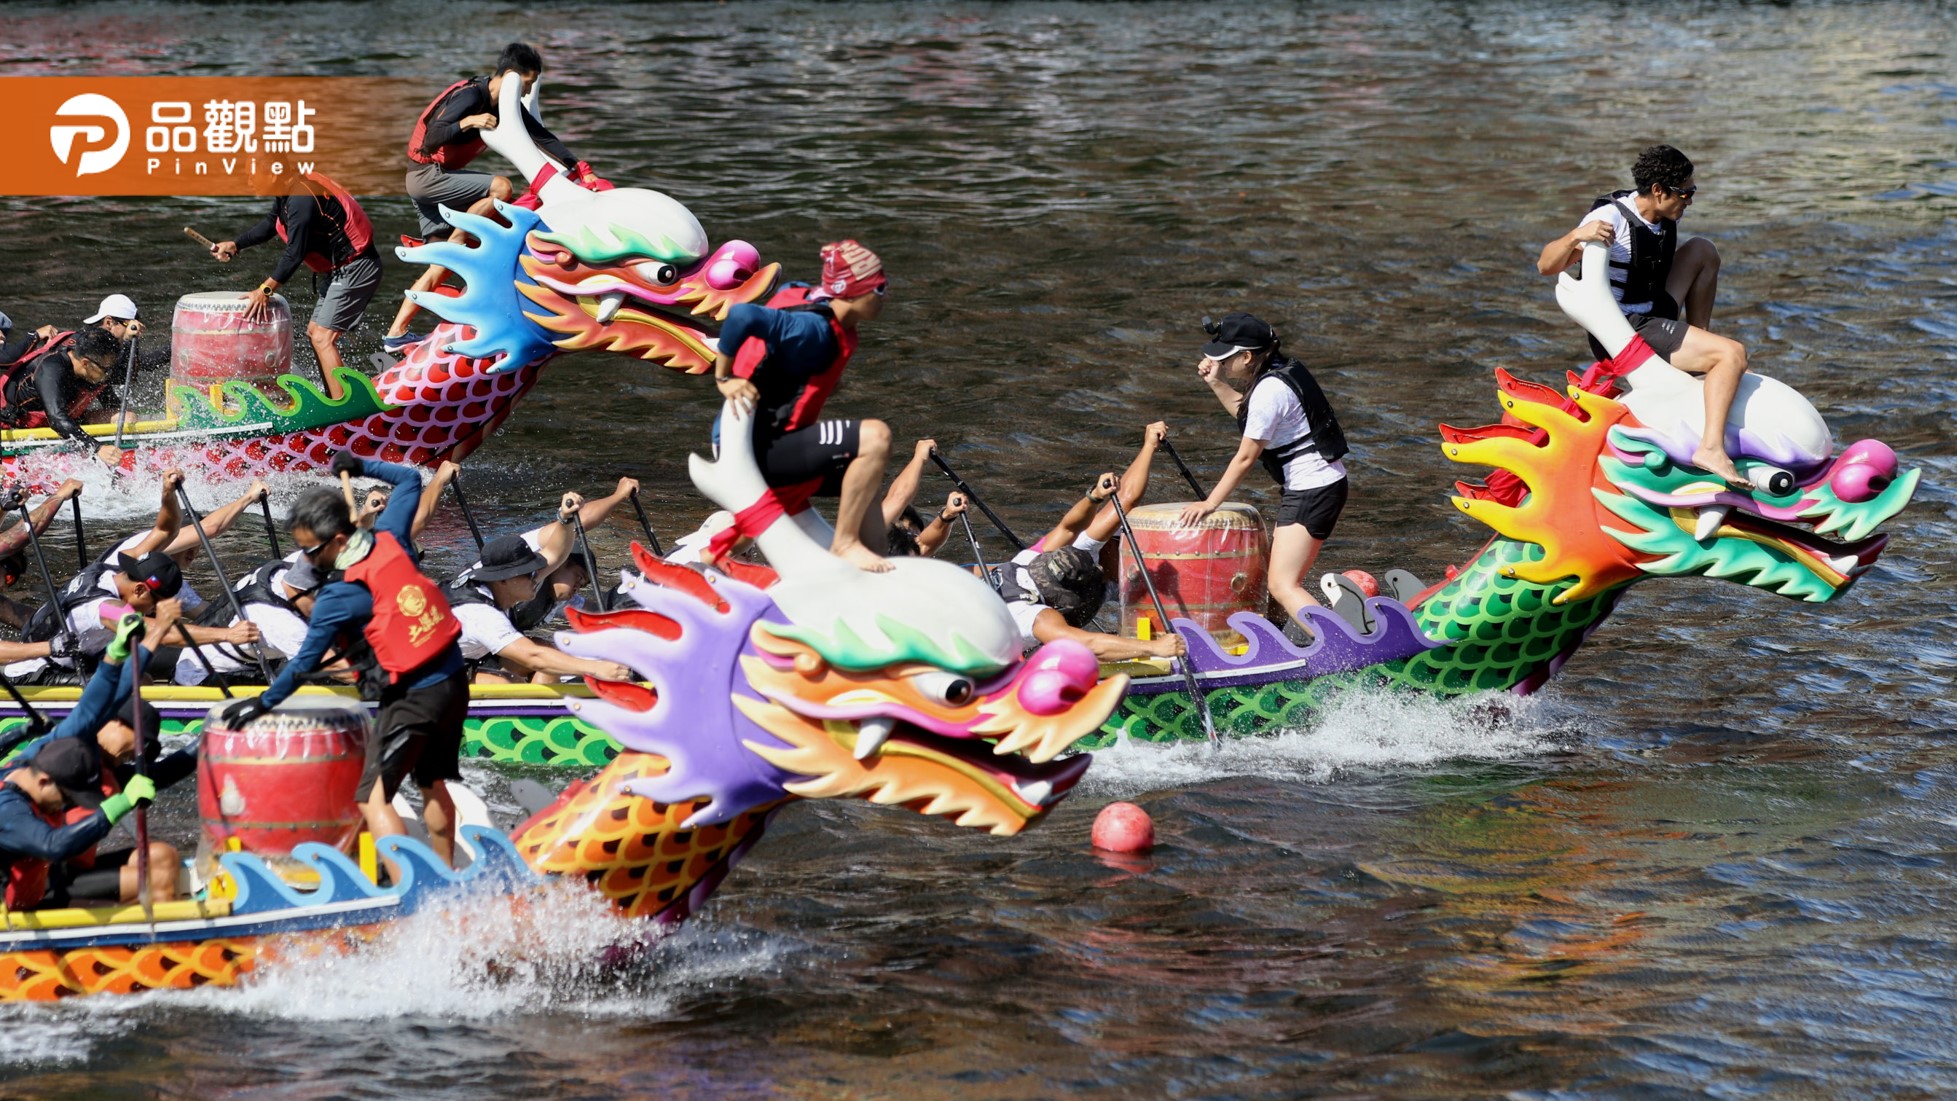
top-left (116, 552), bottom-right (183, 599)
top-left (468, 534), bottom-right (548, 582)
top-left (115, 697), bottom-right (164, 745)
top-left (1030, 546), bottom-right (1106, 628)
top-left (1201, 312), bottom-right (1276, 360)
top-left (30, 737), bottom-right (106, 810)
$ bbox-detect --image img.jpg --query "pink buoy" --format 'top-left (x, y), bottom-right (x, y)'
top-left (1092, 802), bottom-right (1154, 854)
top-left (1342, 569), bottom-right (1380, 598)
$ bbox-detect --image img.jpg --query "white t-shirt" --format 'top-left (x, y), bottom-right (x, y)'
top-left (1577, 193), bottom-right (1665, 314)
top-left (3, 595), bottom-right (119, 679)
top-left (451, 584), bottom-right (526, 661)
top-left (201, 565), bottom-right (314, 676)
top-left (1243, 378), bottom-right (1347, 492)
top-left (1001, 533), bottom-right (1107, 646)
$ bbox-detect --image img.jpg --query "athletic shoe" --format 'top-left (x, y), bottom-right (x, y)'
top-left (382, 333), bottom-right (426, 353)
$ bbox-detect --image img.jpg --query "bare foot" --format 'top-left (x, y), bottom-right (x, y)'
top-left (832, 539), bottom-right (894, 573)
top-left (1692, 445), bottom-right (1754, 490)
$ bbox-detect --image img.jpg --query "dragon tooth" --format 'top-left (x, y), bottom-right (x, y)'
top-left (1694, 505), bottom-right (1730, 542)
top-left (596, 292), bottom-right (626, 324)
top-left (1014, 778), bottom-right (1054, 807)
top-left (854, 717), bottom-right (896, 760)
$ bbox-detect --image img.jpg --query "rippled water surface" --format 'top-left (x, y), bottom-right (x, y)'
top-left (3, 2), bottom-right (1956, 1098)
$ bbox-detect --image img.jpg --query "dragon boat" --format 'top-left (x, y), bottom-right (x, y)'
top-left (1, 409), bottom-right (1125, 1000)
top-left (0, 75), bottom-right (776, 475)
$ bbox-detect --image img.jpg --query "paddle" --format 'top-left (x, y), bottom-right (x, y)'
top-left (567, 507), bottom-right (608, 612)
top-left (124, 644), bottom-right (154, 929)
top-left (0, 669), bottom-right (50, 758)
top-left (175, 619), bottom-right (236, 699)
top-left (256, 487), bottom-right (280, 558)
top-left (1161, 438), bottom-right (1208, 500)
top-left (111, 335), bottom-right (138, 453)
top-left (954, 505), bottom-right (992, 588)
top-left (448, 468), bottom-right (486, 552)
top-left (626, 486), bottom-right (664, 557)
top-left (174, 485), bottom-right (273, 683)
top-left (1108, 492), bottom-right (1219, 749)
top-left (16, 501), bottom-right (81, 664)
top-left (928, 451), bottom-right (1025, 551)
top-left (68, 494), bottom-right (87, 572)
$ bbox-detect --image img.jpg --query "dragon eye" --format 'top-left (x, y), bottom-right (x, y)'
top-left (911, 671), bottom-right (975, 707)
top-left (1754, 466), bottom-right (1797, 496)
top-left (637, 260), bottom-right (679, 286)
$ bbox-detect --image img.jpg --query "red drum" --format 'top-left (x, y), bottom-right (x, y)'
top-left (196, 698), bottom-right (367, 879)
top-left (1118, 502), bottom-right (1269, 648)
top-left (170, 291), bottom-right (293, 395)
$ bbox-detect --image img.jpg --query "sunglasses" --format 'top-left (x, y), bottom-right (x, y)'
top-left (1669, 185), bottom-right (1698, 198)
top-left (296, 538), bottom-right (336, 563)
top-left (872, 284), bottom-right (888, 297)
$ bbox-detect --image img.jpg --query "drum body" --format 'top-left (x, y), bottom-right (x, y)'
top-left (196, 697), bottom-right (367, 878)
top-left (170, 291), bottom-right (293, 395)
top-left (1118, 502), bottom-right (1269, 648)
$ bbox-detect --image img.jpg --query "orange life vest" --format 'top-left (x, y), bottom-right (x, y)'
top-left (3, 801), bottom-right (67, 909)
top-left (343, 532), bottom-right (460, 682)
top-left (276, 172), bottom-right (375, 273)
top-left (405, 79), bottom-right (487, 170)
top-left (57, 768), bottom-right (120, 870)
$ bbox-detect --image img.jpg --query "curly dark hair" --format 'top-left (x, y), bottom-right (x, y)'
top-left (1631, 145), bottom-right (1695, 196)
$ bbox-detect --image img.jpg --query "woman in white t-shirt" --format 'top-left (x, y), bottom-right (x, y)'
top-left (1179, 312), bottom-right (1351, 633)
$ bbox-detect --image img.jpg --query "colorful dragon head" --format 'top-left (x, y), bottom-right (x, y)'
top-left (396, 73), bottom-right (779, 376)
top-left (1443, 368), bottom-right (1918, 605)
top-left (512, 402), bottom-right (1126, 923)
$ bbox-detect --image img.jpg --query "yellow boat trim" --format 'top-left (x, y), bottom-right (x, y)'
top-left (12, 682), bottom-right (601, 704)
top-left (2, 897), bottom-right (233, 930)
top-left (0, 417), bottom-right (182, 442)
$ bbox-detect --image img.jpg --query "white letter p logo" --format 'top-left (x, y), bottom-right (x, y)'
top-left (50, 94), bottom-right (130, 177)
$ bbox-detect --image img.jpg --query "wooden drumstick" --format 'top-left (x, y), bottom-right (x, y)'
top-left (184, 226), bottom-right (219, 251)
top-left (339, 470), bottom-right (358, 523)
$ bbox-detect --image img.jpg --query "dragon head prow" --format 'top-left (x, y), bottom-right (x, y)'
top-left (1443, 369), bottom-right (1918, 605)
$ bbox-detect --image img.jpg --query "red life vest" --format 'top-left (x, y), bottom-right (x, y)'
top-left (343, 532), bottom-right (461, 682)
top-left (276, 172), bottom-right (375, 273)
top-left (731, 286), bottom-right (859, 434)
top-left (56, 768), bottom-right (120, 870)
top-left (0, 331), bottom-right (103, 432)
top-left (3, 799), bottom-right (68, 909)
top-left (406, 79), bottom-right (487, 170)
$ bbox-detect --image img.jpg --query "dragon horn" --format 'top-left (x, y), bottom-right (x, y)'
top-left (479, 70), bottom-right (588, 204)
top-left (1554, 241), bottom-right (1695, 396)
top-left (687, 401), bottom-right (847, 579)
top-left (521, 74), bottom-right (541, 123)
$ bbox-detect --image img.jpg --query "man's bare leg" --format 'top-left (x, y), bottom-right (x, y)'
top-left (117, 840), bottom-right (182, 904)
top-left (419, 781), bottom-right (457, 868)
top-left (360, 776), bottom-right (410, 883)
top-left (386, 182), bottom-right (513, 340)
top-left (831, 418), bottom-right (893, 573)
top-left (307, 321), bottom-right (349, 400)
top-left (1667, 237), bottom-right (1721, 330)
top-left (1669, 325), bottom-right (1752, 489)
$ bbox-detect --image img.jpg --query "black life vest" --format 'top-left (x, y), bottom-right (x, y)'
top-left (1591, 190), bottom-right (1678, 316)
top-left (20, 552), bottom-right (118, 647)
top-left (439, 576), bottom-right (498, 611)
top-left (1236, 357), bottom-right (1350, 486)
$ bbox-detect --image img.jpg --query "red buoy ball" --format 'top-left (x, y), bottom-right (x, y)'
top-left (1342, 569), bottom-right (1380, 598)
top-left (1092, 802), bottom-right (1155, 854)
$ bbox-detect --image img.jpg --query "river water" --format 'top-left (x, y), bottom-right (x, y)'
top-left (3, 2), bottom-right (1956, 1097)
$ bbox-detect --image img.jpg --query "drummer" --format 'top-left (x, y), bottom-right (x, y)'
top-left (209, 166), bottom-right (383, 401)
top-left (1179, 312), bottom-right (1351, 633)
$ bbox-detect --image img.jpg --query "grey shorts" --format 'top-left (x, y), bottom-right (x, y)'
top-left (314, 249), bottom-right (382, 333)
top-left (405, 161), bottom-right (501, 238)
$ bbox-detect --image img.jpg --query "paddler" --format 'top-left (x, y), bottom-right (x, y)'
top-left (217, 451), bottom-right (472, 871)
top-left (383, 42), bottom-right (600, 352)
top-left (0, 614), bottom-right (163, 911)
top-left (1536, 144), bottom-right (1751, 489)
top-left (1180, 312), bottom-right (1350, 632)
top-left (209, 166), bottom-right (383, 401)
top-left (0, 478), bottom-right (84, 635)
top-left (82, 294), bottom-right (144, 347)
top-left (713, 240), bottom-right (894, 573)
top-left (441, 529), bottom-right (634, 685)
top-left (997, 425), bottom-right (1187, 662)
top-left (0, 326), bottom-right (127, 465)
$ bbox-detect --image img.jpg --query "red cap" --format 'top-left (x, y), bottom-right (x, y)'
top-left (817, 240), bottom-right (886, 299)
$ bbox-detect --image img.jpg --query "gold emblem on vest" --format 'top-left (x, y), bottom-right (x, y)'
top-left (397, 584), bottom-right (448, 645)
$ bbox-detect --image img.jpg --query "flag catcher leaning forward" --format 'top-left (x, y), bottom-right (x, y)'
top-left (712, 240), bottom-right (893, 573)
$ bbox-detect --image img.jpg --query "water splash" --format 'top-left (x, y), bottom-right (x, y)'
top-left (1078, 686), bottom-right (1573, 797)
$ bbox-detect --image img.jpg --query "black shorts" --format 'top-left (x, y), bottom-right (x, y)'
top-left (361, 669), bottom-right (468, 801)
top-left (1275, 479), bottom-right (1348, 540)
top-left (1588, 293), bottom-right (1687, 362)
top-left (754, 419), bottom-right (860, 495)
top-left (46, 846), bottom-right (136, 907)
